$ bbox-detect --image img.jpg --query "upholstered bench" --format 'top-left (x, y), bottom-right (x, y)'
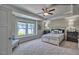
top-left (11, 39), bottom-right (19, 48)
top-left (9, 35), bottom-right (19, 49)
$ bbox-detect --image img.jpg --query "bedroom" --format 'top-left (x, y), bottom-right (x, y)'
top-left (0, 4), bottom-right (79, 55)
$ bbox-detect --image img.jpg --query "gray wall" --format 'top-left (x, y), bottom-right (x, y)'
top-left (73, 5), bottom-right (79, 15)
top-left (48, 18), bottom-right (68, 29)
top-left (48, 18), bottom-right (79, 31)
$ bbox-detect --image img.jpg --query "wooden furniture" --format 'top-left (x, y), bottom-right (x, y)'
top-left (67, 31), bottom-right (78, 42)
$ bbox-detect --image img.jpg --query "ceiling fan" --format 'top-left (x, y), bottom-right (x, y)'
top-left (42, 8), bottom-right (55, 16)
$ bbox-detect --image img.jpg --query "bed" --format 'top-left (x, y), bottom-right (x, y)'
top-left (42, 29), bottom-right (65, 46)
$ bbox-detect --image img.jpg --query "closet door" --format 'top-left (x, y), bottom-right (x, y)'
top-left (0, 6), bottom-right (13, 55)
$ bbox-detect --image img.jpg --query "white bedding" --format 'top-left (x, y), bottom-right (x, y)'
top-left (42, 33), bottom-right (64, 46)
top-left (42, 33), bottom-right (64, 38)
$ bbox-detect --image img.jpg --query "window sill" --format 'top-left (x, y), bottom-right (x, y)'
top-left (16, 34), bottom-right (37, 39)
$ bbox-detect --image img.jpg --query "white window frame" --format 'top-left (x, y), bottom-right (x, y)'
top-left (17, 22), bottom-right (27, 36)
top-left (17, 21), bottom-right (36, 37)
top-left (27, 23), bottom-right (35, 35)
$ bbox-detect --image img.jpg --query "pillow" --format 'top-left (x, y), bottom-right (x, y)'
top-left (58, 30), bottom-right (63, 34)
top-left (51, 31), bottom-right (54, 34)
top-left (53, 30), bottom-right (59, 34)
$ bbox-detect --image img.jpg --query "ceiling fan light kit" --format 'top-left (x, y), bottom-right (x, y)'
top-left (44, 13), bottom-right (49, 16)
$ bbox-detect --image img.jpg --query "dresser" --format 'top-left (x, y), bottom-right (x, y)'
top-left (67, 31), bottom-right (78, 43)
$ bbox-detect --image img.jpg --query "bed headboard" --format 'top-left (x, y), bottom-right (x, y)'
top-left (43, 30), bottom-right (50, 34)
top-left (51, 29), bottom-right (65, 33)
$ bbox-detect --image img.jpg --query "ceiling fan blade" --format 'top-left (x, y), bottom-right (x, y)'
top-left (42, 8), bottom-right (44, 11)
top-left (49, 9), bottom-right (55, 12)
top-left (42, 8), bottom-right (48, 13)
top-left (46, 8), bottom-right (48, 11)
top-left (45, 8), bottom-right (48, 12)
top-left (48, 13), bottom-right (53, 15)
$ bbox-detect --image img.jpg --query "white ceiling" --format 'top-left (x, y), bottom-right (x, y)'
top-left (11, 4), bottom-right (72, 19)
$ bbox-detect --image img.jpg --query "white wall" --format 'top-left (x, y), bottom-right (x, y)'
top-left (71, 4), bottom-right (79, 30)
top-left (0, 5), bottom-right (44, 55)
top-left (2, 5), bottom-right (44, 43)
top-left (0, 5), bottom-right (14, 54)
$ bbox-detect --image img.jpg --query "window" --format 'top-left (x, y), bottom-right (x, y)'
top-left (17, 21), bottom-right (36, 37)
top-left (28, 23), bottom-right (34, 35)
top-left (17, 22), bottom-right (26, 36)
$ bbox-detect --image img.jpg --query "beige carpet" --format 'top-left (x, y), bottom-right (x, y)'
top-left (13, 39), bottom-right (79, 55)
top-left (60, 41), bottom-right (78, 49)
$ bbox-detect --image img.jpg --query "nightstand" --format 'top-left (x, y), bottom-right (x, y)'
top-left (67, 31), bottom-right (78, 43)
